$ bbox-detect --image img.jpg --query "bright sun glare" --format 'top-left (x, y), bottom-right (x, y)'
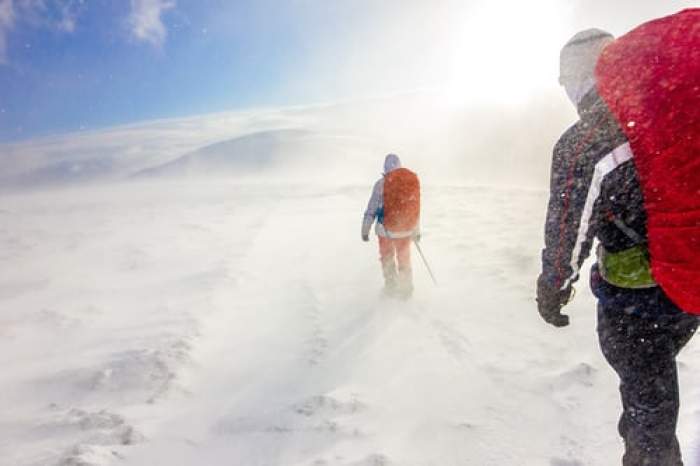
top-left (445, 0), bottom-right (572, 105)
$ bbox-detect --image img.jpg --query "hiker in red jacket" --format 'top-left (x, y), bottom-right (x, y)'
top-left (362, 154), bottom-right (421, 298)
top-left (537, 9), bottom-right (699, 465)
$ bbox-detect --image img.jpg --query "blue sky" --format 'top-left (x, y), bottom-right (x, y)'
top-left (0, 0), bottom-right (377, 141)
top-left (0, 0), bottom-right (695, 143)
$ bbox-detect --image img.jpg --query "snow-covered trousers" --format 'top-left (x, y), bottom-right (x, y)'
top-left (592, 266), bottom-right (698, 466)
top-left (378, 236), bottom-right (412, 291)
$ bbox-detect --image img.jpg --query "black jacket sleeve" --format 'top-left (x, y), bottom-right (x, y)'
top-left (540, 90), bottom-right (636, 291)
top-left (541, 123), bottom-right (600, 290)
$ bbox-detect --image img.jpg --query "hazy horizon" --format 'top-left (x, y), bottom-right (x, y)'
top-left (0, 1), bottom-right (696, 190)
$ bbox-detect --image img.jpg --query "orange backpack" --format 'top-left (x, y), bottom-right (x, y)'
top-left (383, 168), bottom-right (420, 232)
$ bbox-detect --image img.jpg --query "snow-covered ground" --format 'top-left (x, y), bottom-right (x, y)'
top-left (2, 179), bottom-right (700, 466)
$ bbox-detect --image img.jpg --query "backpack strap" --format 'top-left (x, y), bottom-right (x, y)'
top-left (610, 214), bottom-right (645, 245)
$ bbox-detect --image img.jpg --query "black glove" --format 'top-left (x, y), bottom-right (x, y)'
top-left (362, 233), bottom-right (369, 242)
top-left (536, 274), bottom-right (572, 327)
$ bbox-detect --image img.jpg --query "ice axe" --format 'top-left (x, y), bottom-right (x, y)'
top-left (413, 239), bottom-right (438, 286)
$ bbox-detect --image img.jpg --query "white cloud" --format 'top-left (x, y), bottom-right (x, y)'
top-left (0, 0), bottom-right (14, 65)
top-left (56, 0), bottom-right (79, 32)
top-left (23, 0), bottom-right (83, 32)
top-left (0, 0), bottom-right (85, 64)
top-left (129, 0), bottom-right (175, 48)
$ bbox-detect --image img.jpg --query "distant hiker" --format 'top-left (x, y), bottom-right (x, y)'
top-left (362, 154), bottom-right (421, 298)
top-left (537, 9), bottom-right (699, 466)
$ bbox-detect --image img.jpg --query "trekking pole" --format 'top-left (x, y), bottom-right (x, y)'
top-left (414, 240), bottom-right (438, 286)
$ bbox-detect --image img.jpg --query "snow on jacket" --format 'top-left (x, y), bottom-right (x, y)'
top-left (541, 88), bottom-right (649, 290)
top-left (362, 155), bottom-right (420, 239)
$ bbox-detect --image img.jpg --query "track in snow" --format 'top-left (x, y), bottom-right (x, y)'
top-left (2, 180), bottom-right (700, 466)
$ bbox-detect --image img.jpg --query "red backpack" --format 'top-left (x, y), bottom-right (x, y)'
top-left (596, 9), bottom-right (700, 313)
top-left (383, 168), bottom-right (420, 232)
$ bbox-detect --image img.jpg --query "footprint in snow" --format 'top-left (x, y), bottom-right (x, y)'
top-left (548, 365), bottom-right (597, 411)
top-left (39, 341), bottom-right (191, 406)
top-left (292, 394), bottom-right (365, 417)
top-left (58, 444), bottom-right (126, 466)
top-left (312, 454), bottom-right (390, 466)
top-left (550, 458), bottom-right (584, 466)
top-left (36, 407), bottom-right (144, 466)
top-left (41, 407), bottom-right (144, 445)
top-left (298, 286), bottom-right (327, 366)
top-left (433, 319), bottom-right (471, 362)
top-left (306, 329), bottom-right (329, 366)
top-left (552, 362), bottom-right (597, 390)
top-left (347, 453), bottom-right (391, 466)
top-left (216, 394), bottom-right (366, 437)
top-left (290, 393), bottom-right (366, 436)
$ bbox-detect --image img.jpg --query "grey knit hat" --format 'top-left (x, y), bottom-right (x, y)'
top-left (559, 29), bottom-right (614, 86)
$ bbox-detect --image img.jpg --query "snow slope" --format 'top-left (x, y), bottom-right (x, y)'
top-left (133, 129), bottom-right (372, 181)
top-left (2, 179), bottom-right (700, 466)
top-left (0, 92), bottom-right (573, 191)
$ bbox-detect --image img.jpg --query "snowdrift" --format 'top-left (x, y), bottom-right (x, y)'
top-left (133, 129), bottom-right (369, 180)
top-left (2, 181), bottom-right (700, 465)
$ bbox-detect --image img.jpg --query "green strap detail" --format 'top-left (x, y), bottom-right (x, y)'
top-left (600, 244), bottom-right (656, 289)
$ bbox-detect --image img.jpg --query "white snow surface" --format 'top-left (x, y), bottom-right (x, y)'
top-left (2, 180), bottom-right (700, 466)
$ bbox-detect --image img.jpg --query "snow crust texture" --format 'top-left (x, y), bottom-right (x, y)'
top-left (1, 181), bottom-right (700, 466)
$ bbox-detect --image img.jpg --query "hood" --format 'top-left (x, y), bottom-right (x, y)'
top-left (383, 153), bottom-right (401, 174)
top-left (559, 28), bottom-right (614, 107)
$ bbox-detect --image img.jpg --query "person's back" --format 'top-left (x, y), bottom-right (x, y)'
top-left (536, 11), bottom-right (700, 465)
top-left (362, 154), bottom-right (420, 298)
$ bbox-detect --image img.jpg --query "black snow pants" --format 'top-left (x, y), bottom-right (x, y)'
top-left (592, 266), bottom-right (698, 466)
